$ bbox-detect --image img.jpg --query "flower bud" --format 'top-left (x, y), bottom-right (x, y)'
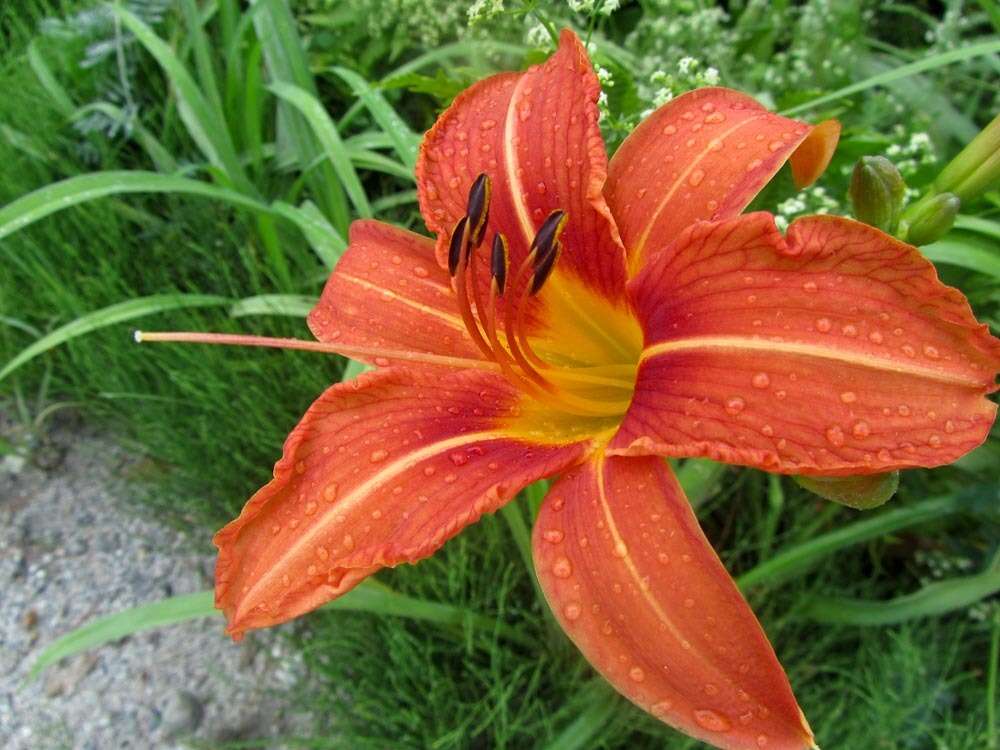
top-left (794, 471), bottom-right (899, 510)
top-left (901, 192), bottom-right (961, 246)
top-left (849, 156), bottom-right (906, 233)
top-left (934, 113), bottom-right (1000, 203)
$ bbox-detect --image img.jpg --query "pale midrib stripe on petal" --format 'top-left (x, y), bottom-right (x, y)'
top-left (503, 74), bottom-right (538, 247)
top-left (238, 430), bottom-right (519, 619)
top-left (338, 272), bottom-right (466, 332)
top-left (630, 114), bottom-right (770, 267)
top-left (642, 336), bottom-right (985, 388)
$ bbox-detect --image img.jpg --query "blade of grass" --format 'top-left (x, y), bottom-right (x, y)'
top-left (0, 294), bottom-right (232, 383)
top-left (270, 199), bottom-right (347, 269)
top-left (26, 40), bottom-right (74, 116)
top-left (802, 565), bottom-right (1000, 626)
top-left (781, 39), bottom-right (1000, 115)
top-left (229, 294), bottom-right (317, 318)
top-left (544, 680), bottom-right (620, 750)
top-left (28, 580), bottom-right (531, 680)
top-left (922, 235), bottom-right (1000, 280)
top-left (71, 103), bottom-right (177, 172)
top-left (114, 6), bottom-right (251, 193)
top-left (270, 82), bottom-right (372, 218)
top-left (0, 171), bottom-right (271, 241)
top-left (736, 493), bottom-right (968, 590)
top-left (329, 66), bottom-right (419, 170)
top-left (252, 0), bottom-right (349, 231)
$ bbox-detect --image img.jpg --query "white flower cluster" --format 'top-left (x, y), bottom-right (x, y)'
top-left (467, 0), bottom-right (504, 25)
top-left (567, 0), bottom-right (620, 15)
top-left (885, 129), bottom-right (936, 178)
top-left (638, 59), bottom-right (720, 119)
top-left (775, 186), bottom-right (841, 231)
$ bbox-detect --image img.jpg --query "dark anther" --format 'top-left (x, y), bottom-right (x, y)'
top-left (530, 240), bottom-right (561, 295)
top-left (448, 216), bottom-right (470, 276)
top-left (490, 233), bottom-right (509, 295)
top-left (530, 209), bottom-right (568, 259)
top-left (467, 173), bottom-right (492, 248)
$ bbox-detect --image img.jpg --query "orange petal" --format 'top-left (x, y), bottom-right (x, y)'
top-left (605, 88), bottom-right (840, 275)
top-left (308, 220), bottom-right (482, 366)
top-left (533, 454), bottom-right (814, 750)
top-left (416, 29), bottom-right (628, 308)
top-left (611, 213), bottom-right (1000, 474)
top-left (214, 367), bottom-right (590, 638)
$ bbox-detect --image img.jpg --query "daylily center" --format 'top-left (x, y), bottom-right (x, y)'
top-left (449, 174), bottom-right (641, 421)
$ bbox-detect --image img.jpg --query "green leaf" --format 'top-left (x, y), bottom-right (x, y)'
top-left (269, 82), bottom-right (372, 218)
top-left (0, 171), bottom-right (271, 241)
top-left (229, 294), bottom-right (317, 318)
top-left (252, 0), bottom-right (349, 231)
top-left (330, 66), bottom-right (419, 170)
top-left (737, 493), bottom-right (971, 590)
top-left (27, 40), bottom-right (74, 116)
top-left (114, 6), bottom-right (251, 193)
top-left (781, 39), bottom-right (1000, 116)
top-left (0, 294), bottom-right (232, 383)
top-left (27, 592), bottom-right (215, 681)
top-left (794, 472), bottom-right (900, 510)
top-left (802, 565), bottom-right (1000, 626)
top-left (28, 581), bottom-right (530, 680)
top-left (922, 233), bottom-right (1000, 281)
top-left (271, 200), bottom-right (347, 269)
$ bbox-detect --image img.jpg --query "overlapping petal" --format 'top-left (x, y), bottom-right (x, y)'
top-left (215, 367), bottom-right (591, 638)
top-left (533, 454), bottom-right (813, 750)
top-left (308, 220), bottom-right (481, 366)
top-left (612, 213), bottom-right (1000, 474)
top-left (416, 30), bottom-right (628, 307)
top-left (606, 88), bottom-right (839, 274)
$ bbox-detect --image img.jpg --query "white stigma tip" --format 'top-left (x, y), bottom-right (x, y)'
top-left (133, 330), bottom-right (143, 343)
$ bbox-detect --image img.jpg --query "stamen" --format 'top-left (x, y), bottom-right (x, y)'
top-left (466, 173), bottom-right (492, 248)
top-left (531, 209), bottom-right (568, 258)
top-left (451, 218), bottom-right (496, 360)
top-left (448, 216), bottom-right (469, 276)
top-left (530, 239), bottom-right (561, 295)
top-left (490, 233), bottom-right (509, 296)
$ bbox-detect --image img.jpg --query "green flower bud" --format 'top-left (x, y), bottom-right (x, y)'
top-left (849, 156), bottom-right (906, 233)
top-left (901, 192), bottom-right (961, 246)
top-left (794, 472), bottom-right (900, 510)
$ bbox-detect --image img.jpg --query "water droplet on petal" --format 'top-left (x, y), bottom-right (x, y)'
top-left (869, 331), bottom-right (884, 344)
top-left (923, 345), bottom-right (940, 359)
top-left (342, 534), bottom-right (355, 551)
top-left (929, 434), bottom-right (942, 447)
top-left (316, 546), bottom-right (329, 561)
top-left (752, 373), bottom-right (770, 389)
top-left (902, 344), bottom-right (916, 357)
top-left (543, 529), bottom-right (564, 544)
top-left (413, 265), bottom-right (430, 278)
top-left (370, 449), bottom-right (388, 463)
top-left (552, 557), bottom-right (573, 578)
top-left (629, 666), bottom-right (646, 682)
top-left (563, 602), bottom-right (582, 621)
top-left (449, 451), bottom-right (469, 466)
top-left (802, 281), bottom-right (818, 292)
top-left (694, 709), bottom-right (732, 732)
top-left (724, 396), bottom-right (746, 415)
top-left (816, 317), bottom-right (832, 333)
top-left (840, 391), bottom-right (857, 403)
top-left (304, 501), bottom-right (317, 516)
top-left (295, 461), bottom-right (306, 474)
top-left (688, 169), bottom-right (705, 187)
top-left (651, 700), bottom-right (673, 717)
top-left (825, 425), bottom-right (845, 447)
top-left (852, 421), bottom-right (871, 438)
top-left (757, 735), bottom-right (769, 747)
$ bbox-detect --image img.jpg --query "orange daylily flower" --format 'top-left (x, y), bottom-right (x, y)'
top-left (193, 31), bottom-right (998, 750)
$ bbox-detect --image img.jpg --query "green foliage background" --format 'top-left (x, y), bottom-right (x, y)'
top-left (1, 1), bottom-right (998, 748)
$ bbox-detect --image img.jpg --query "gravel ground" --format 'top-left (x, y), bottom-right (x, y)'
top-left (0, 415), bottom-right (307, 749)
